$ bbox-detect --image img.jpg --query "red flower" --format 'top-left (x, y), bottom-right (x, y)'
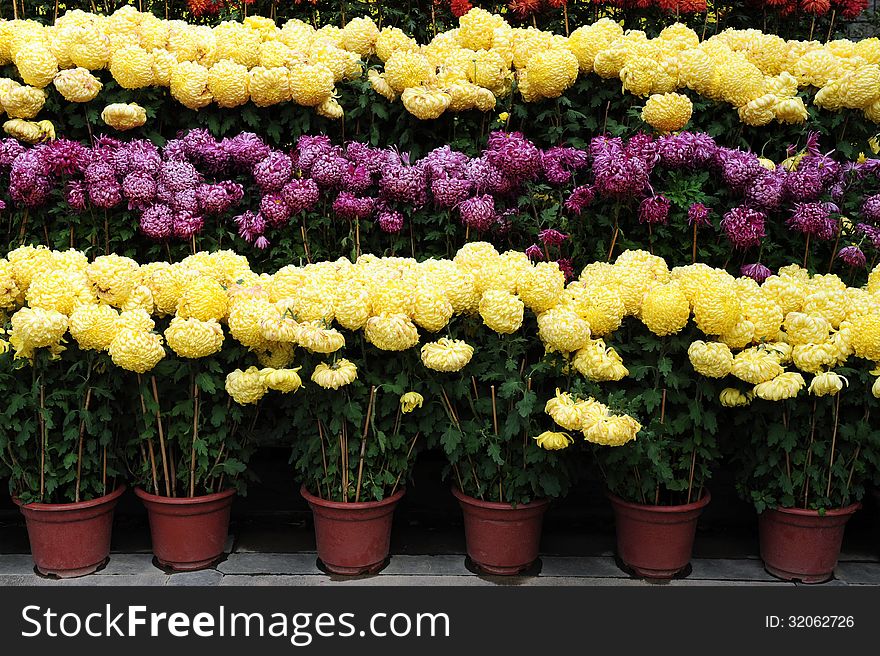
top-left (801, 0), bottom-right (831, 14)
top-left (509, 0), bottom-right (543, 18)
top-left (450, 0), bottom-right (474, 17)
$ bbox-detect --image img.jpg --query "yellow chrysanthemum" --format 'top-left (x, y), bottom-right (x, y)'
top-left (731, 347), bottom-right (784, 384)
top-left (0, 85), bottom-right (46, 119)
top-left (68, 303), bottom-right (118, 351)
top-left (572, 339), bottom-right (628, 382)
top-left (208, 59), bottom-right (250, 108)
top-left (399, 391), bottom-right (424, 414)
top-left (642, 92), bottom-right (693, 132)
top-left (108, 328), bottom-right (164, 373)
top-left (226, 366), bottom-right (268, 405)
top-left (534, 431), bottom-right (573, 451)
top-left (688, 340), bottom-right (734, 378)
top-left (537, 306), bottom-right (591, 353)
top-left (261, 367), bottom-right (303, 394)
top-left (165, 317), bottom-right (224, 359)
top-left (478, 289), bottom-right (524, 334)
top-left (170, 61), bottom-right (212, 110)
top-left (719, 388), bottom-right (752, 407)
top-left (288, 63), bottom-right (335, 107)
top-left (808, 371), bottom-right (847, 396)
top-left (420, 338), bottom-right (474, 372)
top-left (311, 359), bottom-right (358, 390)
top-left (640, 282), bottom-right (690, 336)
top-left (10, 306), bottom-right (68, 349)
top-left (401, 86), bottom-right (451, 120)
top-left (753, 371), bottom-right (805, 401)
top-left (518, 262), bottom-right (565, 313)
top-left (110, 45), bottom-right (154, 89)
top-left (364, 313), bottom-right (420, 351)
top-left (101, 102), bottom-right (147, 130)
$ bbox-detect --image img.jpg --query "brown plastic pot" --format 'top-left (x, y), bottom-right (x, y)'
top-left (135, 487), bottom-right (235, 571)
top-left (452, 487), bottom-right (549, 575)
top-left (759, 503), bottom-right (860, 584)
top-left (301, 485), bottom-right (404, 575)
top-left (15, 485), bottom-right (125, 578)
top-left (609, 491), bottom-right (711, 579)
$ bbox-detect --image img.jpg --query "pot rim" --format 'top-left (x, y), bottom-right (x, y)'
top-left (765, 502), bottom-right (862, 518)
top-left (607, 489), bottom-right (712, 514)
top-left (134, 486), bottom-right (236, 505)
top-left (451, 485), bottom-right (549, 511)
top-left (13, 484), bottom-right (126, 512)
top-left (300, 484), bottom-right (404, 510)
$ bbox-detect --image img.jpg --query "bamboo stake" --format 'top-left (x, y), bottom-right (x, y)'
top-left (189, 378), bottom-right (200, 498)
top-left (341, 423), bottom-right (349, 502)
top-left (74, 388), bottom-right (93, 503)
top-left (471, 375), bottom-right (479, 400)
top-left (391, 433), bottom-right (420, 497)
top-left (490, 385), bottom-right (498, 436)
top-left (355, 386), bottom-right (376, 502)
top-left (102, 446), bottom-right (107, 496)
top-left (137, 377), bottom-right (160, 495)
top-left (150, 376), bottom-right (171, 497)
top-left (39, 384), bottom-right (45, 502)
top-left (659, 388), bottom-right (667, 424)
top-left (825, 394), bottom-right (841, 498)
top-left (802, 402), bottom-right (817, 507)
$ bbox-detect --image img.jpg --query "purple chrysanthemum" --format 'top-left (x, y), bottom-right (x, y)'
top-left (721, 206), bottom-right (766, 249)
top-left (741, 263), bottom-right (772, 283)
top-left (65, 181), bottom-right (88, 211)
top-left (222, 132), bottom-right (271, 170)
top-left (332, 192), bottom-right (376, 221)
top-left (486, 131), bottom-right (542, 181)
top-left (159, 160), bottom-right (199, 192)
top-left (376, 207), bottom-right (404, 234)
top-left (459, 194), bottom-right (496, 231)
top-left (282, 178), bottom-right (320, 214)
top-left (88, 179), bottom-right (123, 209)
top-left (687, 202), bottom-right (712, 227)
top-left (234, 210), bottom-right (266, 244)
top-left (861, 193), bottom-right (880, 224)
top-left (525, 244), bottom-right (544, 261)
top-left (310, 153), bottom-right (348, 188)
top-left (786, 202), bottom-right (838, 240)
top-left (122, 171), bottom-right (157, 209)
top-left (431, 175), bottom-right (472, 209)
top-left (556, 258), bottom-right (575, 282)
top-left (260, 192), bottom-right (291, 226)
top-left (837, 245), bottom-right (866, 268)
top-left (565, 185), bottom-right (595, 215)
top-left (538, 228), bottom-right (569, 247)
top-left (716, 148), bottom-right (764, 190)
top-left (379, 164), bottom-right (427, 206)
top-left (139, 203), bottom-right (173, 240)
top-left (172, 211), bottom-right (204, 239)
top-left (857, 223), bottom-right (880, 249)
top-left (745, 169), bottom-right (787, 210)
top-left (638, 195), bottom-right (671, 225)
top-left (253, 152), bottom-right (293, 192)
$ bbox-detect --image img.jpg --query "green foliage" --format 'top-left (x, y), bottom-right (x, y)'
top-left (286, 341), bottom-right (430, 503)
top-left (585, 324), bottom-right (723, 505)
top-left (730, 369), bottom-right (878, 512)
top-left (0, 345), bottom-right (125, 504)
top-left (427, 319), bottom-right (575, 505)
top-left (126, 343), bottom-right (257, 498)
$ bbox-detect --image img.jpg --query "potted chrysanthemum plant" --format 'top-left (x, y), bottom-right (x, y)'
top-left (0, 247), bottom-right (129, 577)
top-left (424, 247), bottom-right (579, 575)
top-left (556, 252), bottom-right (732, 579)
top-left (224, 254), bottom-right (436, 575)
top-left (126, 253), bottom-right (263, 572)
top-left (709, 264), bottom-right (879, 583)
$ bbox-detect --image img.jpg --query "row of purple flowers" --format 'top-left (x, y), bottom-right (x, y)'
top-left (3, 129), bottom-right (879, 266)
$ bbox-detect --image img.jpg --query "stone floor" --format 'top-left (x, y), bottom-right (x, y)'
top-left (1, 516), bottom-right (878, 586)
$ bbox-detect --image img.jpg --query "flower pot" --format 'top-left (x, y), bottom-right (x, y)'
top-left (301, 485), bottom-right (404, 575)
top-left (135, 487), bottom-right (235, 571)
top-left (608, 491), bottom-right (711, 579)
top-left (452, 487), bottom-right (548, 576)
top-left (759, 503), bottom-right (860, 584)
top-left (14, 485), bottom-right (125, 578)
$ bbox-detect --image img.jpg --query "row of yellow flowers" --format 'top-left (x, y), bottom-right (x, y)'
top-left (3, 242), bottom-right (880, 450)
top-left (0, 6), bottom-right (879, 133)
